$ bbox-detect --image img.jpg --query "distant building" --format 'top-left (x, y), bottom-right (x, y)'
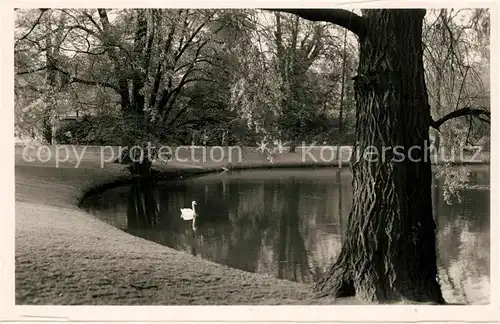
top-left (52, 111), bottom-right (80, 144)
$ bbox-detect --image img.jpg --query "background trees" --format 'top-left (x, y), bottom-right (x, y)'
top-left (423, 9), bottom-right (490, 150)
top-left (15, 9), bottom-right (360, 149)
top-left (16, 9), bottom-right (488, 153)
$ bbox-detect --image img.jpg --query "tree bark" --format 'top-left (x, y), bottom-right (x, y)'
top-left (433, 68), bottom-right (443, 151)
top-left (338, 27), bottom-right (348, 137)
top-left (273, 9), bottom-right (366, 39)
top-left (314, 9), bottom-right (445, 303)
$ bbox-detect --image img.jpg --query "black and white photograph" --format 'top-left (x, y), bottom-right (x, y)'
top-left (1, 2), bottom-right (497, 321)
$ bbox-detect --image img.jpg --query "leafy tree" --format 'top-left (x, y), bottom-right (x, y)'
top-left (423, 9), bottom-right (490, 150)
top-left (16, 9), bottom-right (361, 153)
top-left (15, 9), bottom-right (75, 143)
top-left (271, 12), bottom-right (358, 149)
top-left (272, 12), bottom-right (327, 151)
top-left (227, 11), bottom-right (358, 158)
top-left (15, 9), bottom-right (251, 173)
top-left (227, 14), bottom-right (284, 146)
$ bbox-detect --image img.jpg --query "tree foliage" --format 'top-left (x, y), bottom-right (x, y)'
top-left (423, 9), bottom-right (490, 149)
top-left (15, 9), bottom-right (360, 151)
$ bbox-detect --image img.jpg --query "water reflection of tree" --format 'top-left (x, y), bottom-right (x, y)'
top-left (337, 170), bottom-right (345, 236)
top-left (433, 171), bottom-right (490, 304)
top-left (126, 179), bottom-right (160, 229)
top-left (210, 180), bottom-right (268, 273)
top-left (304, 170), bottom-right (352, 280)
top-left (274, 178), bottom-right (311, 282)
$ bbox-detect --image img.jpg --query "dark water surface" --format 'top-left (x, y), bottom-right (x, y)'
top-left (82, 167), bottom-right (490, 304)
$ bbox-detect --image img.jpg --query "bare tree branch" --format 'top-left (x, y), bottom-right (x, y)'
top-left (16, 9), bottom-right (48, 43)
top-left (83, 11), bottom-right (103, 33)
top-left (97, 9), bottom-right (111, 30)
top-left (51, 65), bottom-right (118, 90)
top-left (174, 22), bottom-right (206, 62)
top-left (268, 9), bottom-right (366, 39)
top-left (66, 25), bottom-right (101, 39)
top-left (431, 106), bottom-right (490, 129)
top-left (17, 66), bottom-right (48, 75)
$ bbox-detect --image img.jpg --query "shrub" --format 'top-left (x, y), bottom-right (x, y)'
top-left (54, 115), bottom-right (125, 146)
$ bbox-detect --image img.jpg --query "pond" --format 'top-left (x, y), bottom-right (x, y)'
top-left (82, 166), bottom-right (490, 304)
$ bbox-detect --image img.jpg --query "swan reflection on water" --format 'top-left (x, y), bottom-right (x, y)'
top-left (82, 167), bottom-right (490, 304)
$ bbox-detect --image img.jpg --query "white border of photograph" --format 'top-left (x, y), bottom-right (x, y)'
top-left (1, 0), bottom-right (499, 323)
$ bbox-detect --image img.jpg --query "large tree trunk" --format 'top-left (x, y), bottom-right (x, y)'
top-left (41, 115), bottom-right (53, 144)
top-left (113, 10), bottom-right (154, 177)
top-left (116, 98), bottom-right (154, 177)
top-left (314, 9), bottom-right (445, 303)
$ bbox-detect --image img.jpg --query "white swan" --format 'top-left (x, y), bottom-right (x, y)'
top-left (180, 201), bottom-right (197, 220)
top-left (180, 201), bottom-right (198, 230)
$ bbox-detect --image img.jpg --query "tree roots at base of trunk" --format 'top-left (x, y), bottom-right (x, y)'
top-left (313, 265), bottom-right (355, 299)
top-left (313, 263), bottom-right (446, 304)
